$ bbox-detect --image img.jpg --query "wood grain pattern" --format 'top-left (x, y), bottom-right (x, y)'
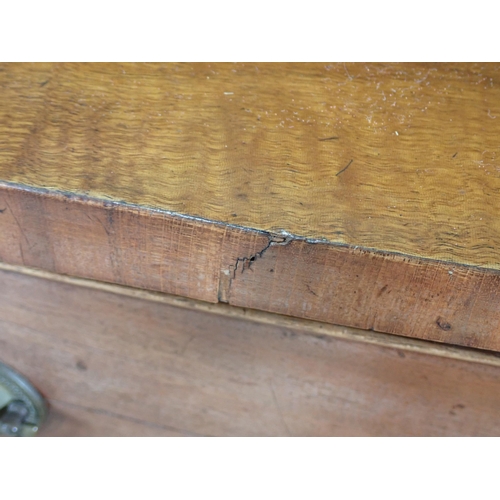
top-left (229, 240), bottom-right (500, 351)
top-left (0, 184), bottom-right (272, 304)
top-left (1, 185), bottom-right (500, 350)
top-left (2, 63), bottom-right (500, 350)
top-left (2, 62), bottom-right (500, 266)
top-left (2, 267), bottom-right (500, 437)
top-left (3, 260), bottom-right (500, 367)
top-left (38, 400), bottom-right (189, 437)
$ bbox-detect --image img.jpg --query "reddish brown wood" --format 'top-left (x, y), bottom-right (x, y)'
top-left (2, 63), bottom-right (500, 351)
top-left (1, 267), bottom-right (500, 436)
top-left (0, 183), bottom-right (263, 303)
top-left (228, 240), bottom-right (500, 350)
top-left (1, 185), bottom-right (500, 351)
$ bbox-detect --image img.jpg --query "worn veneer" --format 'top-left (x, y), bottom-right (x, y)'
top-left (1, 63), bottom-right (500, 350)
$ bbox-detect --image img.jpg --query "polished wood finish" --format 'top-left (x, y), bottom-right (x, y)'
top-left (1, 267), bottom-right (500, 436)
top-left (1, 63), bottom-right (500, 350)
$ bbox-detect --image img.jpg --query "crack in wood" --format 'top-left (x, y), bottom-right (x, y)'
top-left (218, 233), bottom-right (293, 304)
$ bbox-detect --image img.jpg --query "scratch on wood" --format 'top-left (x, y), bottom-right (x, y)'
top-left (4, 200), bottom-right (31, 246)
top-left (19, 243), bottom-right (25, 265)
top-left (319, 136), bottom-right (339, 142)
top-left (336, 160), bottom-right (353, 176)
top-left (52, 398), bottom-right (204, 437)
top-left (85, 213), bottom-right (110, 236)
top-left (344, 62), bottom-right (353, 81)
top-left (179, 335), bottom-right (196, 356)
top-left (269, 380), bottom-right (291, 436)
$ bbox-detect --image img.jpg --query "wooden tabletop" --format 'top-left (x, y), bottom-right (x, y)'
top-left (1, 63), bottom-right (500, 351)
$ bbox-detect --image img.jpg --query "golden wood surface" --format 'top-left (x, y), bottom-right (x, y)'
top-left (1, 63), bottom-right (500, 267)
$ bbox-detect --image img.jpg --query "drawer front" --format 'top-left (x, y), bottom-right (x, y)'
top-left (1, 267), bottom-right (500, 436)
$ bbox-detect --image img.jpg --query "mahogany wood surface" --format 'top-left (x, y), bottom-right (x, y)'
top-left (1, 267), bottom-right (500, 436)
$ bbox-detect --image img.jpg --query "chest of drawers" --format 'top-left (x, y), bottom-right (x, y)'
top-left (1, 63), bottom-right (500, 436)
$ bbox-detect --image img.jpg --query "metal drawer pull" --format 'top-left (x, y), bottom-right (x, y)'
top-left (0, 363), bottom-right (47, 437)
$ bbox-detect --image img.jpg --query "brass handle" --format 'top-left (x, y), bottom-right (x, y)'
top-left (0, 363), bottom-right (47, 437)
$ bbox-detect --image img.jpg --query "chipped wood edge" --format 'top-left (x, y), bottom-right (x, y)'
top-left (1, 261), bottom-right (499, 368)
